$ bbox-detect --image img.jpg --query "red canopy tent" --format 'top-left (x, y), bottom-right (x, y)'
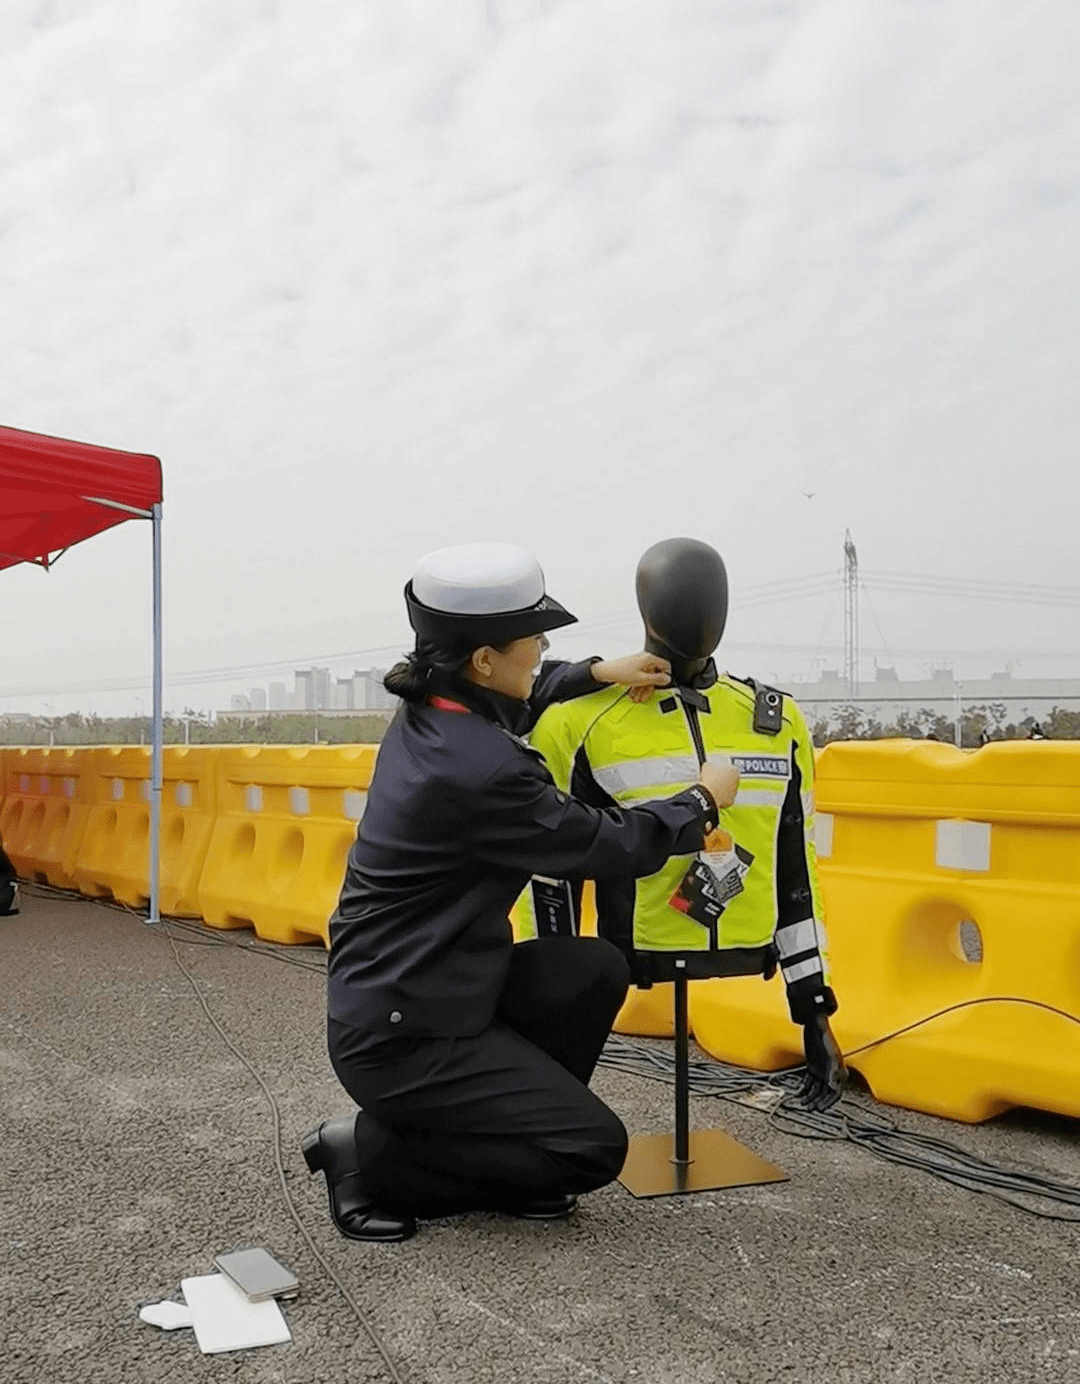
top-left (0, 424), bottom-right (165, 920)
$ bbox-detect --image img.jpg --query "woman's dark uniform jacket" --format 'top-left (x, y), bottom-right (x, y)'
top-left (0, 843), bottom-right (17, 916)
top-left (328, 659), bottom-right (719, 1037)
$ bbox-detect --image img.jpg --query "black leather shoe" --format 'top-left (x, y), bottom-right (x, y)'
top-left (506, 1193), bottom-right (578, 1221)
top-left (301, 1117), bottom-right (416, 1243)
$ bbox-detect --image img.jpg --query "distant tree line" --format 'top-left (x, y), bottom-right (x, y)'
top-left (809, 703), bottom-right (1080, 747)
top-left (3, 703), bottom-right (1079, 750)
top-left (0, 709), bottom-right (394, 747)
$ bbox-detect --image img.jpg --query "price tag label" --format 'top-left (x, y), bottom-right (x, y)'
top-left (668, 831), bottom-right (754, 930)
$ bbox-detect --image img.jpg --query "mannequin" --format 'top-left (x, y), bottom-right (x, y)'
top-left (521, 538), bottom-right (845, 1191)
top-left (630, 538), bottom-right (843, 1108)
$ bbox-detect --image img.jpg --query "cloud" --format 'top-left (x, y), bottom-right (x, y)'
top-left (2, 0), bottom-right (1079, 710)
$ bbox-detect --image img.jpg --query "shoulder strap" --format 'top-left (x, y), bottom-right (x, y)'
top-left (728, 674), bottom-right (785, 736)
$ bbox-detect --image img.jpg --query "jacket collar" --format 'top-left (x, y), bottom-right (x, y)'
top-left (675, 657), bottom-right (718, 692)
top-left (672, 658), bottom-right (718, 712)
top-left (428, 676), bottom-right (531, 737)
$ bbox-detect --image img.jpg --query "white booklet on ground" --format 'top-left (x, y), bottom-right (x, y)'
top-left (180, 1272), bottom-right (292, 1354)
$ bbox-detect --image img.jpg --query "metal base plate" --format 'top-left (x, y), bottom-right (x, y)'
top-left (618, 1128), bottom-right (788, 1199)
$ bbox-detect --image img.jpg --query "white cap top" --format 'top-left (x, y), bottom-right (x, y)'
top-left (412, 543), bottom-right (546, 615)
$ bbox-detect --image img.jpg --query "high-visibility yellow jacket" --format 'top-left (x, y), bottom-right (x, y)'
top-left (516, 672), bottom-right (835, 1023)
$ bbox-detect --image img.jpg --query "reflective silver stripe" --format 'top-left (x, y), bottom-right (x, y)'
top-left (736, 787), bottom-right (785, 808)
top-left (775, 917), bottom-right (818, 959)
top-left (592, 755), bottom-right (699, 795)
top-left (782, 956), bottom-right (824, 984)
top-left (611, 787), bottom-right (783, 811)
top-left (594, 759), bottom-right (787, 807)
top-left (615, 784), bottom-right (784, 810)
top-left (801, 790), bottom-right (814, 818)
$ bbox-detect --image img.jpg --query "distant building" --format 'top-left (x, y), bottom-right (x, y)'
top-left (784, 668), bottom-right (1080, 729)
top-left (350, 668), bottom-right (395, 710)
top-left (294, 669), bottom-right (315, 710)
top-left (218, 666), bottom-right (398, 721)
top-left (293, 667), bottom-right (334, 709)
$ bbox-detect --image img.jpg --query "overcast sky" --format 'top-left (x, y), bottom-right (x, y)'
top-left (2, 0), bottom-right (1079, 715)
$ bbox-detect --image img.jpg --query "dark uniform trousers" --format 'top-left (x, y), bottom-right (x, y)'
top-left (0, 844), bottom-right (18, 916)
top-left (328, 937), bottom-right (631, 1216)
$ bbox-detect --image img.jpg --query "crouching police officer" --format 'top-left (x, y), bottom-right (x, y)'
top-left (0, 842), bottom-right (19, 917)
top-left (303, 542), bottom-right (739, 1242)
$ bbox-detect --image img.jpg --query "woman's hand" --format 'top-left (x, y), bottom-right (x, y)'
top-left (591, 653), bottom-right (671, 702)
top-left (699, 755), bottom-right (740, 809)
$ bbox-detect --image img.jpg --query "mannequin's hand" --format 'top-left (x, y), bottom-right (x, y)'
top-left (592, 653), bottom-right (671, 700)
top-left (794, 1014), bottom-right (846, 1112)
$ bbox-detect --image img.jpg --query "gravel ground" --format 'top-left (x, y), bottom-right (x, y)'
top-left (2, 893), bottom-right (1078, 1384)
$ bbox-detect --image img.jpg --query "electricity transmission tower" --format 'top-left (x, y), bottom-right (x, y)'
top-left (843, 529), bottom-right (859, 696)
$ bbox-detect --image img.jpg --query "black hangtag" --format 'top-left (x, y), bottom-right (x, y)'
top-left (529, 877), bottom-right (577, 937)
top-left (668, 859), bottom-right (726, 930)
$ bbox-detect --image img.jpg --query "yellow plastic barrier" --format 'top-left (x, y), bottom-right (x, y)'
top-left (8, 733), bottom-right (1077, 1126)
top-left (72, 746), bottom-right (220, 914)
top-left (0, 747), bottom-right (94, 887)
top-left (196, 745), bottom-right (378, 946)
top-left (611, 982), bottom-right (682, 1038)
top-left (691, 740), bottom-right (1080, 1123)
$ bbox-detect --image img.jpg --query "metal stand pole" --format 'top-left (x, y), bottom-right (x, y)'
top-left (672, 970), bottom-right (691, 1167)
top-left (149, 502), bottom-right (163, 925)
top-left (618, 966), bottom-right (788, 1198)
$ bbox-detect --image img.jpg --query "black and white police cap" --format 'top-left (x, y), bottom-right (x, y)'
top-left (405, 543), bottom-right (577, 646)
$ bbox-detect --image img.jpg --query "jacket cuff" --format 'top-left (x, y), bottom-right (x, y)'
top-left (787, 981), bottom-right (838, 1026)
top-left (675, 784), bottom-right (719, 835)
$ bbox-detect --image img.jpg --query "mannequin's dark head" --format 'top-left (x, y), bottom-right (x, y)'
top-left (635, 538), bottom-right (728, 685)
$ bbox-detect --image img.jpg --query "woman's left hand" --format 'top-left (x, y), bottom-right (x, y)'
top-left (591, 653), bottom-right (672, 702)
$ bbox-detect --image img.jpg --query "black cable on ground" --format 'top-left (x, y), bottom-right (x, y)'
top-left (160, 926), bottom-right (406, 1384)
top-left (599, 1014), bottom-right (1080, 1222)
top-left (23, 880), bottom-right (329, 972)
top-left (20, 881), bottom-right (404, 1382)
top-left (20, 881), bottom-right (1080, 1227)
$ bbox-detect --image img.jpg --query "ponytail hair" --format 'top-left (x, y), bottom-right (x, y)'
top-left (383, 640), bottom-right (474, 704)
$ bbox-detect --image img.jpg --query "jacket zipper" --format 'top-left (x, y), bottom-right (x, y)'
top-left (679, 696), bottom-right (707, 768)
top-left (677, 693), bottom-right (719, 950)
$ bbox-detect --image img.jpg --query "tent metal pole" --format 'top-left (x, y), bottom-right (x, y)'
top-left (149, 502), bottom-right (163, 925)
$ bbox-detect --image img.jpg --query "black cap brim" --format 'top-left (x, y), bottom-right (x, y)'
top-left (405, 582), bottom-right (577, 647)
